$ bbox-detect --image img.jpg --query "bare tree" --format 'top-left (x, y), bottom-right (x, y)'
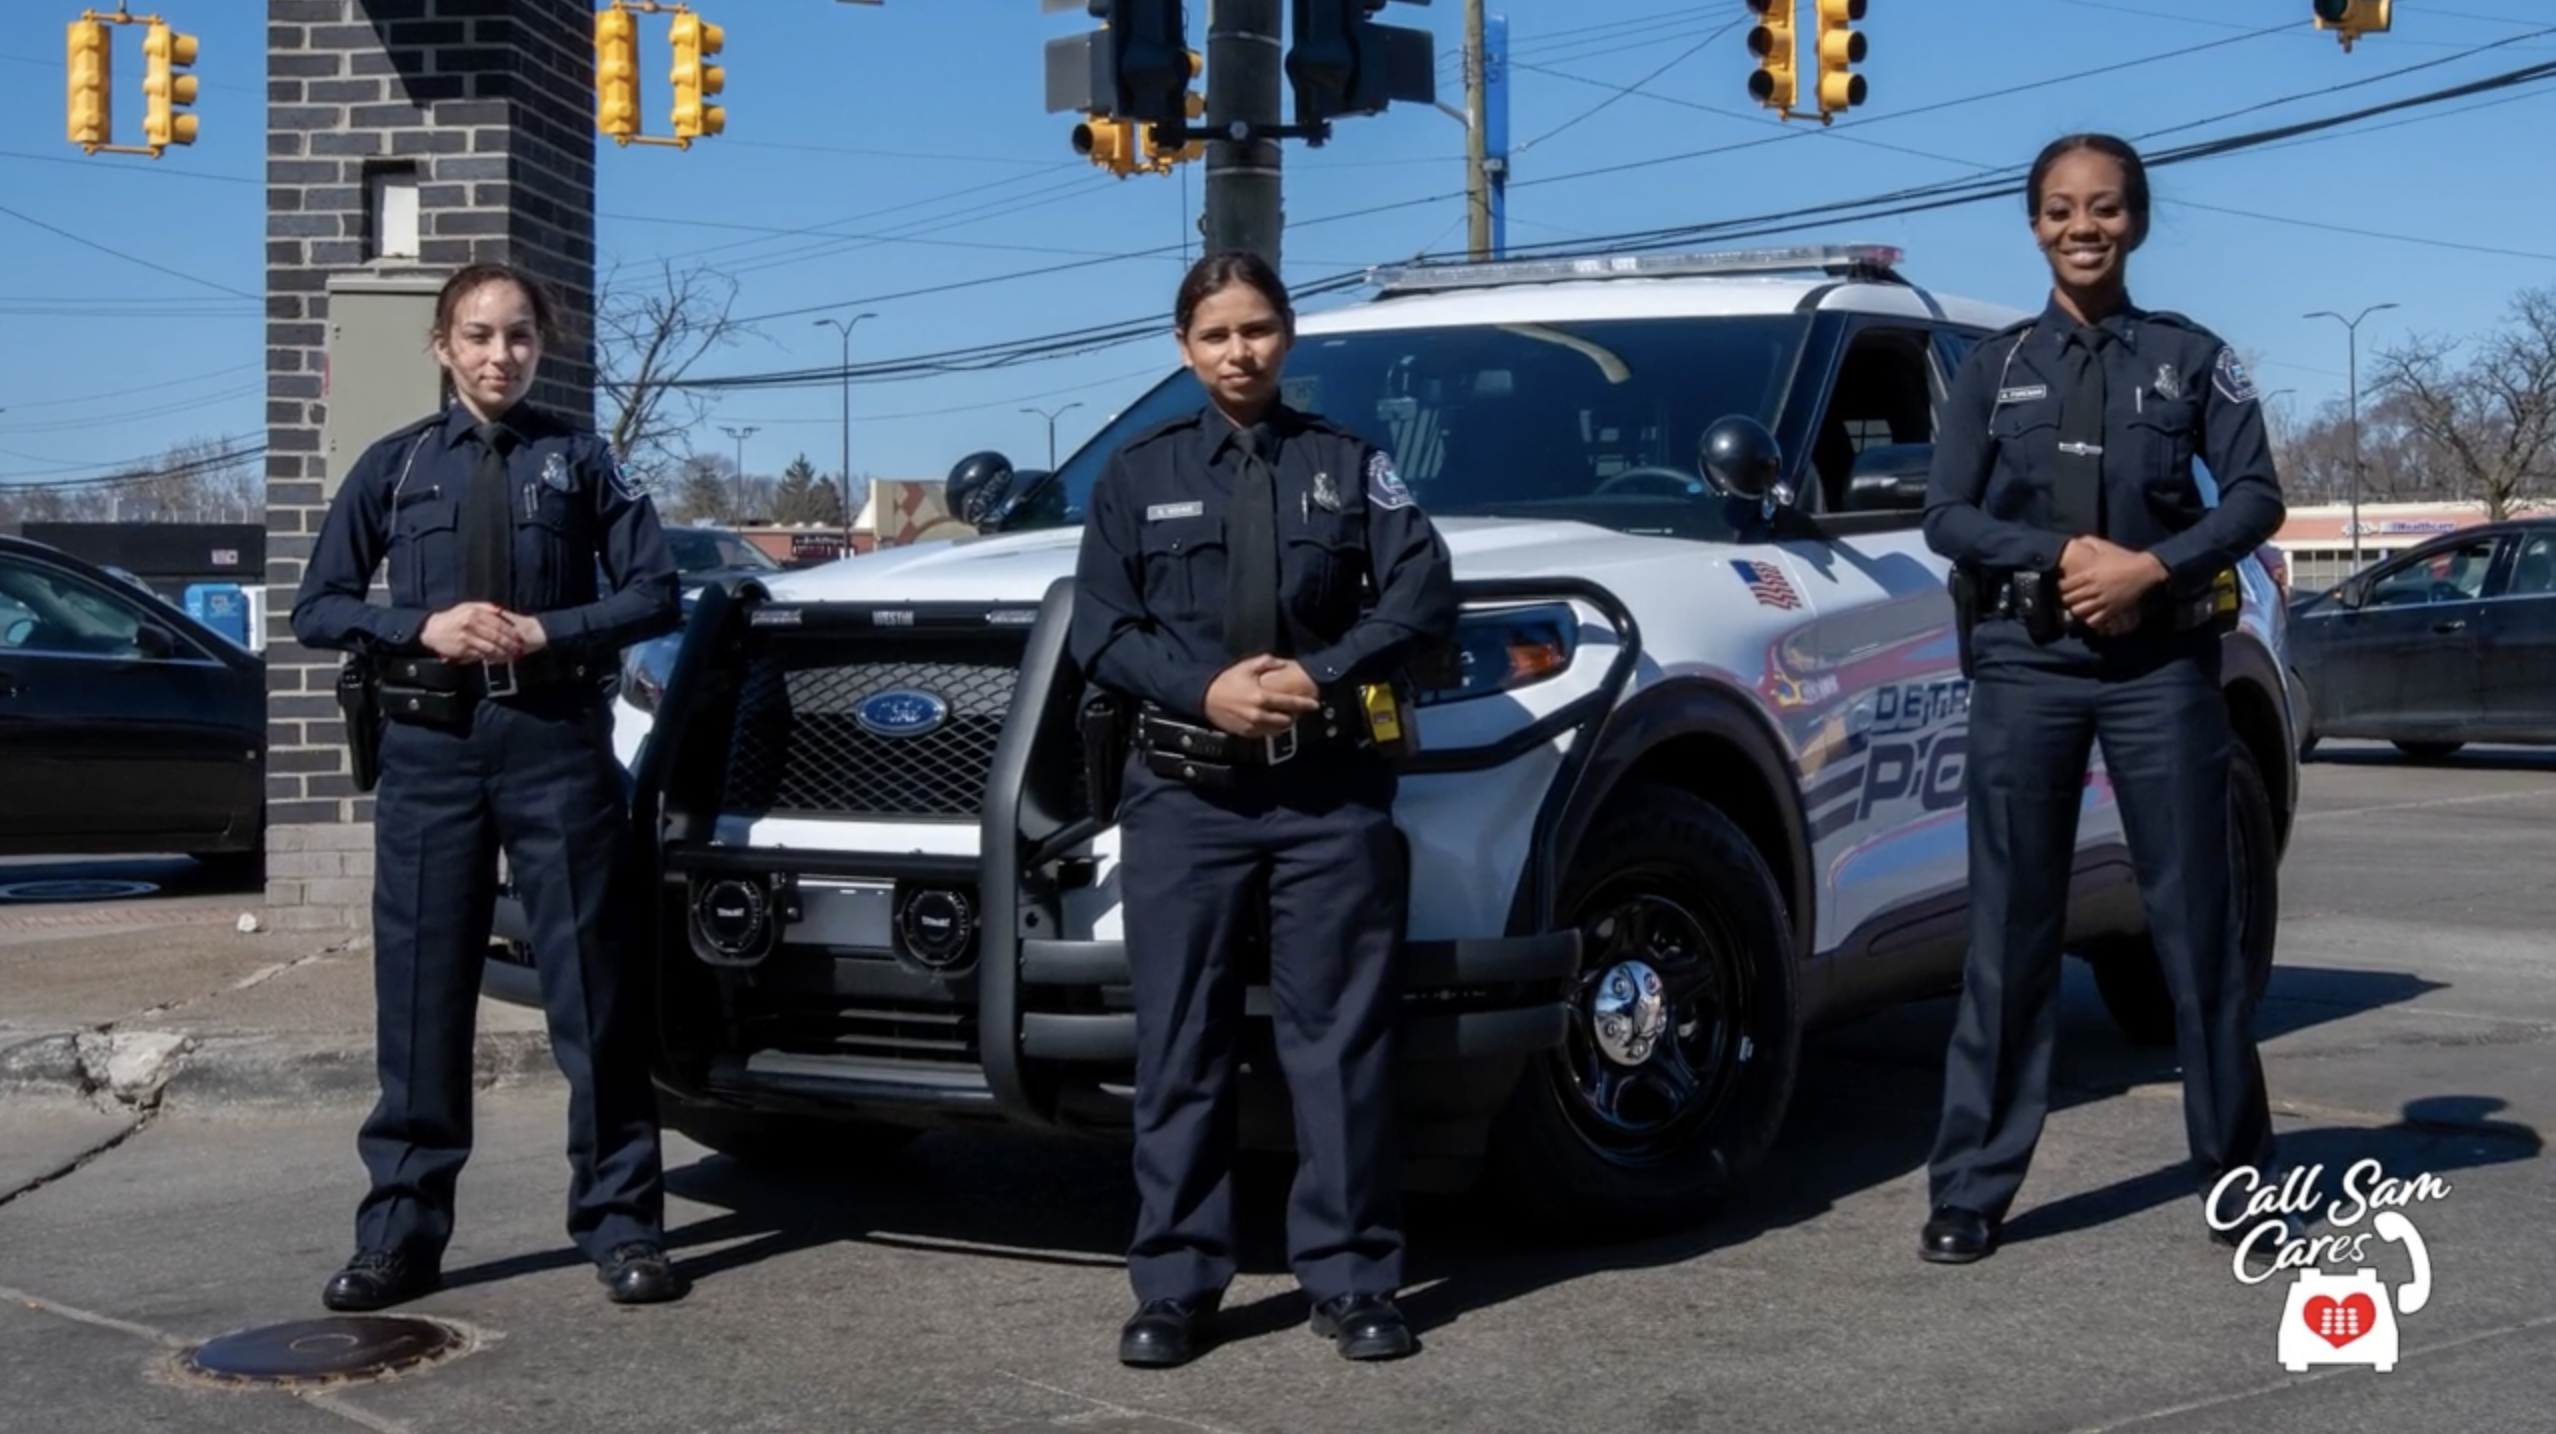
top-left (2371, 286), bottom-right (2556, 520)
top-left (0, 436), bottom-right (262, 526)
top-left (596, 260), bottom-right (751, 493)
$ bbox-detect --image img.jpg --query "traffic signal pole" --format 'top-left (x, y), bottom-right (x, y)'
top-left (1203, 0), bottom-right (1286, 269)
top-left (1463, 0), bottom-right (1489, 260)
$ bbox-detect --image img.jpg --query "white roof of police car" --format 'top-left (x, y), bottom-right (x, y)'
top-left (1299, 274), bottom-right (2024, 336)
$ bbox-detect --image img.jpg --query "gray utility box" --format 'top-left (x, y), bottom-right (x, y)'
top-left (321, 270), bottom-right (450, 496)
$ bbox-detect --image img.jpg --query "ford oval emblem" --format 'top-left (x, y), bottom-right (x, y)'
top-left (856, 689), bottom-right (949, 738)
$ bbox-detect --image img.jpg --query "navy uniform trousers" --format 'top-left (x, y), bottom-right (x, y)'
top-left (1117, 748), bottom-right (1407, 1306)
top-left (359, 684), bottom-right (664, 1265)
top-left (1928, 619), bottom-right (2275, 1221)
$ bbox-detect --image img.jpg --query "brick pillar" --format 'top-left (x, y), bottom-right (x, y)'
top-left (262, 0), bottom-right (596, 931)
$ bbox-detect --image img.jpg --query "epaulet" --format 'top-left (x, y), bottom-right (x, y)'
top-left (1986, 316), bottom-right (2035, 343)
top-left (2139, 308), bottom-right (2217, 342)
top-left (1121, 411), bottom-right (1200, 449)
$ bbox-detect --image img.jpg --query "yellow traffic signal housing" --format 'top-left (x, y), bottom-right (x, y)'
top-left (2313, 0), bottom-right (2391, 52)
top-left (1745, 0), bottom-right (1797, 114)
top-left (1151, 49), bottom-right (1206, 166)
top-left (669, 11), bottom-right (726, 143)
top-left (142, 20), bottom-right (199, 151)
top-left (1073, 114), bottom-right (1145, 177)
top-left (66, 19), bottom-right (111, 151)
top-left (1813, 0), bottom-right (1866, 116)
top-left (596, 7), bottom-right (642, 142)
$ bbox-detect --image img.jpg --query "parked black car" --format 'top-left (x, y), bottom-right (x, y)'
top-left (0, 535), bottom-right (265, 870)
top-left (2287, 517), bottom-right (2556, 758)
top-left (664, 524), bottom-right (784, 597)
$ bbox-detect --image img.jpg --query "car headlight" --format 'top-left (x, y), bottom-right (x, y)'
top-left (1411, 603), bottom-right (1577, 705)
top-left (619, 632), bottom-right (681, 713)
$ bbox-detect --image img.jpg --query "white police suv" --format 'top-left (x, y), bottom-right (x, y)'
top-left (492, 245), bottom-right (2301, 1230)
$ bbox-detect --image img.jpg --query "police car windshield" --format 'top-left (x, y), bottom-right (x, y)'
top-left (1024, 314), bottom-right (1809, 536)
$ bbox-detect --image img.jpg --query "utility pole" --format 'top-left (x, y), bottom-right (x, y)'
top-left (1022, 402), bottom-right (1084, 470)
top-left (815, 311), bottom-right (876, 527)
top-left (2306, 302), bottom-right (2398, 574)
top-left (1463, 0), bottom-right (1489, 259)
top-left (1204, 0), bottom-right (1284, 267)
top-left (720, 423), bottom-right (759, 522)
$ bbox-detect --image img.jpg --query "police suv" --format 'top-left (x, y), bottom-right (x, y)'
top-left (490, 245), bottom-right (2301, 1230)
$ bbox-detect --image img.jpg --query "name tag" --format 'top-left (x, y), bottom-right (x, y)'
top-left (1145, 501), bottom-right (1204, 522)
top-left (1996, 384), bottom-right (2048, 405)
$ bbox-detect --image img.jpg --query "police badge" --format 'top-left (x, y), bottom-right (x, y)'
top-left (541, 451), bottom-right (574, 492)
top-left (1311, 468), bottom-right (1342, 512)
top-left (2153, 363), bottom-right (2180, 402)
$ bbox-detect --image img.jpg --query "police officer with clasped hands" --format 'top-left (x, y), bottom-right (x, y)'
top-left (292, 262), bottom-right (684, 1310)
top-left (1918, 135), bottom-right (2290, 1266)
top-left (1070, 251), bottom-right (1456, 1368)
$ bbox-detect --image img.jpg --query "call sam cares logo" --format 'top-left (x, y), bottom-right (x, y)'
top-left (2208, 1159), bottom-right (2447, 1374)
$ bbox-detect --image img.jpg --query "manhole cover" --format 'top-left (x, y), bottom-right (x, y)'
top-left (180, 1316), bottom-right (469, 1388)
top-left (0, 878), bottom-right (159, 903)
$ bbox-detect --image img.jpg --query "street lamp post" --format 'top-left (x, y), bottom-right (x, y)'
top-left (719, 423), bottom-right (759, 522)
top-left (1020, 402), bottom-right (1083, 470)
top-left (814, 311), bottom-right (877, 528)
top-left (2305, 302), bottom-right (2399, 573)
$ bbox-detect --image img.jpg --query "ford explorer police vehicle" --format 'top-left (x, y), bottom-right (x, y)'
top-left (488, 245), bottom-right (2301, 1231)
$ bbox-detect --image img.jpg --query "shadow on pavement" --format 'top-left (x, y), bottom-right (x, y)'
top-left (2307, 743), bottom-right (2556, 775)
top-left (600, 955), bottom-right (2475, 1345)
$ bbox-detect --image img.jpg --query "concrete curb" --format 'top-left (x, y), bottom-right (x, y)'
top-left (0, 1028), bottom-right (562, 1114)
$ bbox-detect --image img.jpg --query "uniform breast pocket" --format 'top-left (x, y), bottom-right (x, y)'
top-left (388, 496), bottom-right (457, 604)
top-left (1138, 513), bottom-right (1224, 620)
top-left (518, 481), bottom-right (582, 601)
top-left (2127, 398), bottom-right (2204, 519)
top-left (1987, 405), bottom-right (2060, 519)
top-left (1286, 511), bottom-right (1366, 617)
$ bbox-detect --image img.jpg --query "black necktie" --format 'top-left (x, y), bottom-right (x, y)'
top-left (1224, 424), bottom-right (1282, 659)
top-left (2051, 326), bottom-right (2110, 540)
top-left (461, 422), bottom-right (516, 607)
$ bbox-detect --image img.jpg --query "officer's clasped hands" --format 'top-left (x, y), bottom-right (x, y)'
top-left (2057, 535), bottom-right (2168, 636)
top-left (1204, 653), bottom-right (1320, 737)
top-left (420, 600), bottom-right (527, 663)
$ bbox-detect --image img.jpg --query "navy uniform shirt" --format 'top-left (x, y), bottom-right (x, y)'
top-left (1069, 402), bottom-right (1457, 721)
top-left (1923, 299), bottom-right (2286, 598)
top-left (292, 403), bottom-right (679, 658)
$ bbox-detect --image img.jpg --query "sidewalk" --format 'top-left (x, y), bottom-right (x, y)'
top-left (0, 901), bottom-right (555, 1117)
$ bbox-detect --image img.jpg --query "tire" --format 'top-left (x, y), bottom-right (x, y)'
top-left (1490, 783), bottom-right (1801, 1234)
top-left (2393, 739), bottom-right (2464, 760)
top-left (2088, 742), bottom-right (2280, 1048)
top-left (661, 1100), bottom-right (921, 1172)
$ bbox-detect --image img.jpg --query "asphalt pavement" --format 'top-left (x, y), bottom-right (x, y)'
top-left (1, 742), bottom-right (2550, 1433)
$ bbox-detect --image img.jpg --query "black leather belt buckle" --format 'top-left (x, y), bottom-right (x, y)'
top-left (482, 660), bottom-right (519, 698)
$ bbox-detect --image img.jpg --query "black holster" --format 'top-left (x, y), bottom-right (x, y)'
top-left (1948, 567), bottom-right (1981, 682)
top-left (334, 655), bottom-right (385, 792)
top-left (1079, 690), bottom-right (1132, 821)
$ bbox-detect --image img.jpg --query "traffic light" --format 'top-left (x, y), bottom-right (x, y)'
top-left (142, 20), bottom-right (199, 152)
top-left (1812, 0), bottom-right (1866, 116)
top-left (66, 19), bottom-right (111, 152)
top-left (669, 10), bottom-right (725, 143)
top-left (1286, 0), bottom-right (1436, 127)
top-left (2313, 0), bottom-right (2391, 51)
top-left (1746, 0), bottom-right (1797, 113)
top-left (1046, 1), bottom-right (1189, 130)
top-left (596, 6), bottom-right (641, 143)
top-left (1073, 114), bottom-right (1145, 178)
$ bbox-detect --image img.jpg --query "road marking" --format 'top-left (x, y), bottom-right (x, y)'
top-left (2297, 788), bottom-right (2556, 822)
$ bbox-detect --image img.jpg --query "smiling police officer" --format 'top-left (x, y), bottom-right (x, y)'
top-left (1070, 251), bottom-right (1456, 1367)
top-left (292, 262), bottom-right (684, 1309)
top-left (1918, 135), bottom-right (2289, 1266)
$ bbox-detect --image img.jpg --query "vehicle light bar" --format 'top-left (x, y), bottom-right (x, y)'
top-left (1367, 243), bottom-right (1906, 294)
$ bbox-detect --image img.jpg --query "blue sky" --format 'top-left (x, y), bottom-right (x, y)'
top-left (3, 0), bottom-right (2553, 492)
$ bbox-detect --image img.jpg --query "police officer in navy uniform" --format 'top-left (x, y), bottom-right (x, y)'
top-left (1070, 251), bottom-right (1456, 1367)
top-left (1918, 135), bottom-right (2289, 1265)
top-left (292, 262), bottom-right (685, 1308)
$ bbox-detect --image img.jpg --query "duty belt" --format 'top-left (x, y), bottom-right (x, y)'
top-left (1136, 701), bottom-right (1368, 789)
top-left (380, 649), bottom-right (598, 698)
top-left (1981, 571), bottom-right (2219, 634)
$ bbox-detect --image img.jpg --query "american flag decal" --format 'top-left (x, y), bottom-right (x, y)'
top-left (1732, 559), bottom-right (1802, 610)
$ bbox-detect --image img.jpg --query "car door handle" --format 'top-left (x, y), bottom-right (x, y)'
top-left (2432, 619), bottom-right (2467, 634)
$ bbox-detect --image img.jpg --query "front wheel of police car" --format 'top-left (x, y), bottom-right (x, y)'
top-left (1492, 783), bottom-right (1801, 1233)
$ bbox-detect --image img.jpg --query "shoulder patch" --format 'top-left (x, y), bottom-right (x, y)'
top-left (2212, 346), bottom-right (2259, 405)
top-left (1365, 450), bottom-right (1413, 511)
top-left (601, 443), bottom-right (646, 502)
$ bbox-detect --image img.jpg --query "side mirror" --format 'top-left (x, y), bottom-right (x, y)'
top-left (1699, 416), bottom-right (1785, 504)
top-left (133, 622), bottom-right (179, 660)
top-left (1843, 442), bottom-right (1934, 512)
top-left (945, 450), bottom-right (1017, 533)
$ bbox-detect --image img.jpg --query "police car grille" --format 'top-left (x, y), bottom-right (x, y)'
top-left (724, 655), bottom-right (1018, 819)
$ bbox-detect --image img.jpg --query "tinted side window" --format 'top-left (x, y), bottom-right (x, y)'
top-left (2367, 538), bottom-right (2499, 607)
top-left (0, 557), bottom-right (154, 657)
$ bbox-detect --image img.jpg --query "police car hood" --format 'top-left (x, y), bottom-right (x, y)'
top-left (754, 517), bottom-right (1701, 605)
